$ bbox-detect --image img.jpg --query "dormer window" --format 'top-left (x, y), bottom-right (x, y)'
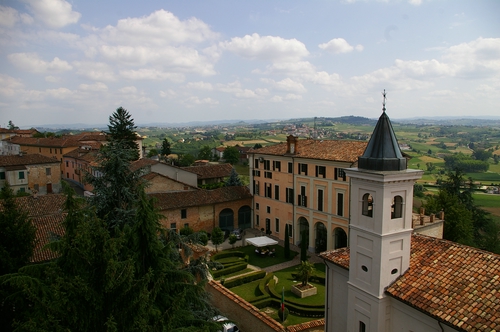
top-left (362, 193), bottom-right (373, 217)
top-left (391, 195), bottom-right (403, 219)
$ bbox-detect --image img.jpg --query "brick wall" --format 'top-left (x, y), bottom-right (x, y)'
top-left (158, 197), bottom-right (252, 233)
top-left (207, 281), bottom-right (284, 332)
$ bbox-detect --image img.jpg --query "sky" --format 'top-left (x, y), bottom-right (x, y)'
top-left (0, 0), bottom-right (499, 128)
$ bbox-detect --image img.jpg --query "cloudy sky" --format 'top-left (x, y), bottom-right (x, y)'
top-left (1, 0), bottom-right (499, 127)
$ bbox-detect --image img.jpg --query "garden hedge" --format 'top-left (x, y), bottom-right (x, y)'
top-left (252, 298), bottom-right (324, 318)
top-left (211, 251), bottom-right (246, 261)
top-left (212, 263), bottom-right (247, 278)
top-left (268, 278), bottom-right (324, 309)
top-left (224, 270), bottom-right (266, 288)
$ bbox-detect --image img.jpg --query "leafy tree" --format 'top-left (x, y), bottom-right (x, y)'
top-left (0, 182), bottom-right (36, 275)
top-left (225, 168), bottom-right (243, 187)
top-left (472, 149), bottom-right (492, 162)
top-left (211, 227), bottom-right (224, 252)
top-left (198, 145), bottom-right (212, 161)
top-left (7, 120), bottom-right (19, 130)
top-left (107, 107), bottom-right (139, 160)
top-left (160, 138), bottom-right (171, 158)
top-left (296, 261), bottom-right (315, 286)
top-left (85, 140), bottom-right (145, 230)
top-left (146, 148), bottom-right (158, 158)
top-left (426, 162), bottom-right (435, 173)
top-left (1, 122), bottom-right (222, 331)
top-left (177, 153), bottom-right (196, 167)
top-left (300, 230), bottom-right (308, 262)
top-left (284, 225), bottom-right (291, 259)
top-left (253, 143), bottom-right (263, 149)
top-left (222, 146), bottom-right (240, 165)
top-left (228, 234), bottom-right (237, 249)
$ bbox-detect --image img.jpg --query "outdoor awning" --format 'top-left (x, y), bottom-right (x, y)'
top-left (246, 236), bottom-right (278, 247)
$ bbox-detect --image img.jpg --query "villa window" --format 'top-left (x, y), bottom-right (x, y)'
top-left (275, 218), bottom-right (280, 233)
top-left (181, 209), bottom-right (187, 219)
top-left (335, 168), bottom-right (346, 181)
top-left (317, 189), bottom-right (324, 211)
top-left (337, 193), bottom-right (344, 216)
top-left (288, 162), bottom-right (293, 173)
top-left (315, 165), bottom-right (326, 178)
top-left (286, 188), bottom-right (294, 204)
top-left (273, 161), bottom-right (281, 172)
top-left (362, 193), bottom-right (373, 217)
top-left (275, 185), bottom-right (280, 200)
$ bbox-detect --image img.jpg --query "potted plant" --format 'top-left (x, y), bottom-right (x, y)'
top-left (291, 261), bottom-right (317, 298)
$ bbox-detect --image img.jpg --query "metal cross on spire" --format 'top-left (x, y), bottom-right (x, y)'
top-left (382, 89), bottom-right (387, 112)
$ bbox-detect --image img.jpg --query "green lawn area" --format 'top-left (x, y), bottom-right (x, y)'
top-left (465, 172), bottom-right (500, 184)
top-left (229, 279), bottom-right (264, 298)
top-left (272, 264), bottom-right (325, 306)
top-left (473, 193), bottom-right (500, 208)
top-left (225, 245), bottom-right (298, 268)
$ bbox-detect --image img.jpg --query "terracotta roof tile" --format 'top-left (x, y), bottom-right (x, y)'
top-left (130, 158), bottom-right (159, 171)
top-left (250, 139), bottom-right (367, 163)
top-left (182, 163), bottom-right (233, 179)
top-left (4, 136), bottom-right (81, 148)
top-left (31, 213), bottom-right (66, 263)
top-left (0, 194), bottom-right (67, 263)
top-left (150, 186), bottom-right (251, 210)
top-left (0, 154), bottom-right (59, 166)
top-left (320, 234), bottom-right (500, 331)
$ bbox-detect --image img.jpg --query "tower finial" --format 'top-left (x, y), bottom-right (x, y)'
top-left (382, 89), bottom-right (387, 113)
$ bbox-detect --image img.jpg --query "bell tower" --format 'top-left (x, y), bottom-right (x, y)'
top-left (345, 91), bottom-right (423, 331)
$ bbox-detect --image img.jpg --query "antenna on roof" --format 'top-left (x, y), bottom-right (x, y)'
top-left (382, 89), bottom-right (387, 113)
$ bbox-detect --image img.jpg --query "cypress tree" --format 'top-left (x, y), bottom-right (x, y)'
top-left (284, 225), bottom-right (290, 259)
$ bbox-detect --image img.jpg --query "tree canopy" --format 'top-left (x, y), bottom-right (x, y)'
top-left (107, 107), bottom-right (139, 160)
top-left (0, 110), bottom-right (223, 331)
top-left (225, 168), bottom-right (243, 187)
top-left (222, 146), bottom-right (240, 165)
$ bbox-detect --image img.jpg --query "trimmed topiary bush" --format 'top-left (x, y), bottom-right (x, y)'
top-left (212, 263), bottom-right (247, 278)
top-left (224, 270), bottom-right (266, 288)
top-left (278, 307), bottom-right (289, 321)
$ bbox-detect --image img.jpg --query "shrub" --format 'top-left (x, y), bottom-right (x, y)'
top-left (278, 307), bottom-right (289, 321)
top-left (212, 263), bottom-right (247, 278)
top-left (198, 231), bottom-right (208, 245)
top-left (211, 251), bottom-right (246, 261)
top-left (224, 270), bottom-right (266, 288)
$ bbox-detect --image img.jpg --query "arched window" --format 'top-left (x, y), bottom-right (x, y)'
top-left (391, 195), bottom-right (403, 219)
top-left (219, 208), bottom-right (234, 230)
top-left (362, 193), bottom-right (373, 217)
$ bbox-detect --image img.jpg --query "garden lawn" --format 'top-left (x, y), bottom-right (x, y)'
top-left (230, 279), bottom-right (263, 299)
top-left (226, 245), bottom-right (298, 268)
top-left (272, 264), bottom-right (325, 306)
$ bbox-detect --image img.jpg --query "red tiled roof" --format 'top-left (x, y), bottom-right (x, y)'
top-left (0, 154), bottom-right (59, 166)
top-left (31, 213), bottom-right (66, 263)
top-left (286, 319), bottom-right (325, 332)
top-left (63, 148), bottom-right (99, 162)
top-left (0, 194), bottom-right (67, 263)
top-left (150, 186), bottom-right (251, 210)
top-left (250, 139), bottom-right (367, 163)
top-left (182, 163), bottom-right (233, 179)
top-left (320, 234), bottom-right (500, 331)
top-left (130, 158), bottom-right (159, 171)
top-left (4, 136), bottom-right (81, 148)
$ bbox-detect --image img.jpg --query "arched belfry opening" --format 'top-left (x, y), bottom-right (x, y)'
top-left (362, 193), bottom-right (373, 217)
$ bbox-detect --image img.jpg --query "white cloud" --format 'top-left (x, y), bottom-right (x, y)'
top-left (184, 96), bottom-right (219, 106)
top-left (119, 69), bottom-right (185, 82)
top-left (100, 9), bottom-right (218, 46)
top-left (408, 0), bottom-right (422, 5)
top-left (184, 81), bottom-right (214, 90)
top-left (0, 74), bottom-right (24, 98)
top-left (221, 33), bottom-right (309, 61)
top-left (22, 0), bottom-right (81, 28)
top-left (257, 61), bottom-right (317, 76)
top-left (8, 53), bottom-right (72, 73)
top-left (159, 89), bottom-right (177, 98)
top-left (74, 61), bottom-right (116, 82)
top-left (45, 87), bottom-right (74, 99)
top-left (79, 82), bottom-right (108, 92)
top-left (319, 38), bottom-right (363, 54)
top-left (45, 75), bottom-right (61, 83)
top-left (119, 86), bottom-right (138, 94)
top-left (261, 78), bottom-right (306, 93)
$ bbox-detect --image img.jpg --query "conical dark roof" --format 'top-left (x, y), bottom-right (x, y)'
top-left (358, 111), bottom-right (406, 171)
